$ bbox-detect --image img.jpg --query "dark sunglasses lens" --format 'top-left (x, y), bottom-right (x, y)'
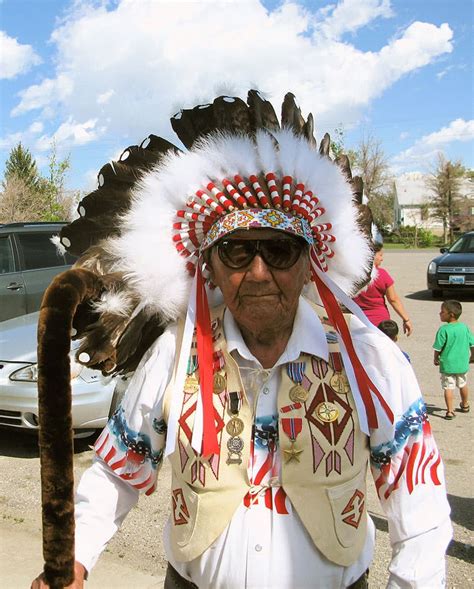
top-left (218, 239), bottom-right (304, 269)
top-left (261, 240), bottom-right (303, 269)
top-left (218, 241), bottom-right (256, 268)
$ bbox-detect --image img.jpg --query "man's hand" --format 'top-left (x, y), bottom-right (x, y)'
top-left (433, 350), bottom-right (440, 366)
top-left (31, 562), bottom-right (86, 589)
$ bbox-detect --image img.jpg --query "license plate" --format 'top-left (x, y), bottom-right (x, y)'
top-left (449, 275), bottom-right (465, 285)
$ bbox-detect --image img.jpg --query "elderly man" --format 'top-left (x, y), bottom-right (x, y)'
top-left (33, 92), bottom-right (451, 588)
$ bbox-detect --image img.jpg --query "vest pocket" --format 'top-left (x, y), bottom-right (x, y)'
top-left (171, 483), bottom-right (200, 548)
top-left (326, 469), bottom-right (367, 548)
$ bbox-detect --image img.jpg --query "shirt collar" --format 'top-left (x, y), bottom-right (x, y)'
top-left (223, 296), bottom-right (329, 367)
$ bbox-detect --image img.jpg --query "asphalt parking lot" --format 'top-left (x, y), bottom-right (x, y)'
top-left (0, 249), bottom-right (472, 588)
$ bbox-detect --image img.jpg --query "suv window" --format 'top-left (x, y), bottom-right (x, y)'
top-left (17, 232), bottom-right (75, 270)
top-left (0, 235), bottom-right (15, 274)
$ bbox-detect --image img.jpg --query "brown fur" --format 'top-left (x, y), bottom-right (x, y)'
top-left (37, 269), bottom-right (103, 587)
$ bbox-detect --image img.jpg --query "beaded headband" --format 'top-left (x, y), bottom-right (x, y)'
top-left (173, 172), bottom-right (336, 274)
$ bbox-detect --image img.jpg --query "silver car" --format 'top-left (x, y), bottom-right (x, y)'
top-left (0, 311), bottom-right (123, 436)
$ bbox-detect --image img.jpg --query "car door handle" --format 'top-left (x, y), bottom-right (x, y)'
top-left (6, 282), bottom-right (24, 290)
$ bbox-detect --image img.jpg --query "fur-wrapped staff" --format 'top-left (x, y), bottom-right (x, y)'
top-left (37, 269), bottom-right (103, 587)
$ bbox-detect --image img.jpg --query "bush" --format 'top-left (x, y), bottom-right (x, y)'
top-left (384, 226), bottom-right (439, 248)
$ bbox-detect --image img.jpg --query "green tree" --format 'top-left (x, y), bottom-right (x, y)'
top-left (3, 142), bottom-right (40, 190)
top-left (37, 141), bottom-right (74, 221)
top-left (0, 142), bottom-right (76, 223)
top-left (426, 155), bottom-right (466, 243)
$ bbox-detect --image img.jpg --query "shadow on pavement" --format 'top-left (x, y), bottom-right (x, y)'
top-left (406, 290), bottom-right (474, 302)
top-left (370, 512), bottom-right (474, 565)
top-left (0, 427), bottom-right (99, 458)
top-left (448, 494), bottom-right (474, 532)
top-left (425, 402), bottom-right (446, 419)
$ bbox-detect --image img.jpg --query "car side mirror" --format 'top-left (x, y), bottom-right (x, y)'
top-left (440, 247), bottom-right (448, 253)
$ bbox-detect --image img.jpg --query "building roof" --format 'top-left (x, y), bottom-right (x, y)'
top-left (395, 173), bottom-right (473, 207)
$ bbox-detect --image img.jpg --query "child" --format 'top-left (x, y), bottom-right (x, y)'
top-left (378, 319), bottom-right (411, 362)
top-left (433, 300), bottom-right (474, 420)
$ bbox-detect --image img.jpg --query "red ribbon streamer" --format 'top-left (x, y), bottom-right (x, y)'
top-left (196, 263), bottom-right (219, 455)
top-left (310, 251), bottom-right (393, 428)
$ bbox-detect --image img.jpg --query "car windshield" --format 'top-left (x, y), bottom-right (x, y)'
top-left (449, 234), bottom-right (474, 253)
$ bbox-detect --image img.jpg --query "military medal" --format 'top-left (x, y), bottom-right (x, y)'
top-left (226, 391), bottom-right (244, 465)
top-left (213, 372), bottom-right (226, 394)
top-left (281, 417), bottom-right (303, 463)
top-left (286, 362), bottom-right (309, 403)
top-left (314, 401), bottom-right (339, 423)
top-left (184, 374), bottom-right (199, 394)
top-left (329, 373), bottom-right (350, 395)
top-left (226, 417), bottom-right (244, 436)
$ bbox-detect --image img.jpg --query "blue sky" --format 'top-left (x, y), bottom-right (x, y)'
top-left (1, 0), bottom-right (473, 191)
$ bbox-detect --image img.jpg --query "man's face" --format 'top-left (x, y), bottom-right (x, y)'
top-left (207, 229), bottom-right (311, 336)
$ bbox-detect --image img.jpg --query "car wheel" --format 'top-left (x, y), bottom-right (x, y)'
top-left (432, 289), bottom-right (443, 298)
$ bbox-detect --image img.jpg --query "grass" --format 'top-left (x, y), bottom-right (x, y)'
top-left (383, 242), bottom-right (440, 250)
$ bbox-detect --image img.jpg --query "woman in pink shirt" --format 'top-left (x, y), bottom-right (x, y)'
top-left (353, 244), bottom-right (413, 335)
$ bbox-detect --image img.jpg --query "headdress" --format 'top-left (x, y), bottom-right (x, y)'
top-left (37, 90), bottom-right (385, 586)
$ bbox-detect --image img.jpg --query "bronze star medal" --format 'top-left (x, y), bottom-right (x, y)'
top-left (284, 442), bottom-right (304, 463)
top-left (314, 401), bottom-right (339, 424)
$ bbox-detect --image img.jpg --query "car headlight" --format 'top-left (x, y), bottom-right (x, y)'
top-left (428, 261), bottom-right (437, 274)
top-left (10, 364), bottom-right (38, 382)
top-left (10, 356), bottom-right (84, 382)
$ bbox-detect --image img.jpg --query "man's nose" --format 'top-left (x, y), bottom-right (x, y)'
top-left (246, 253), bottom-right (272, 280)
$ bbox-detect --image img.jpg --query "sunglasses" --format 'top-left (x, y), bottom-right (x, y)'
top-left (216, 238), bottom-right (306, 270)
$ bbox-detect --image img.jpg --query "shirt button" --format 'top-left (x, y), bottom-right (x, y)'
top-left (262, 387), bottom-right (269, 395)
top-left (255, 544), bottom-right (263, 552)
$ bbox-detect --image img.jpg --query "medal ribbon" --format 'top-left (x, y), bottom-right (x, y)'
top-left (310, 250), bottom-right (394, 428)
top-left (196, 263), bottom-right (219, 455)
top-left (281, 417), bottom-right (302, 441)
top-left (187, 351), bottom-right (224, 375)
top-left (286, 361), bottom-right (306, 384)
top-left (329, 352), bottom-right (343, 373)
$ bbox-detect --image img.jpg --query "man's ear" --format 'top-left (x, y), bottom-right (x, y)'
top-left (203, 248), bottom-right (215, 280)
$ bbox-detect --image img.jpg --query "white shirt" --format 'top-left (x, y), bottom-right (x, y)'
top-left (75, 298), bottom-right (452, 588)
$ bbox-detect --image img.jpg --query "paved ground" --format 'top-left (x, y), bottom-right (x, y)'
top-left (0, 249), bottom-right (472, 588)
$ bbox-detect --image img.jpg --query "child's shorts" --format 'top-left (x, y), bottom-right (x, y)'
top-left (441, 372), bottom-right (468, 389)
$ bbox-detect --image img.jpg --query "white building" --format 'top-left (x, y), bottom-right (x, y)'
top-left (393, 173), bottom-right (473, 236)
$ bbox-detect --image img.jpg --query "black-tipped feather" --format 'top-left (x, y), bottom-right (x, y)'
top-left (319, 132), bottom-right (331, 157)
top-left (247, 90), bottom-right (280, 132)
top-left (281, 92), bottom-right (305, 134)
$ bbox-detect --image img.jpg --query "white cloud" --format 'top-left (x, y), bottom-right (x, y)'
top-left (11, 74), bottom-right (73, 116)
top-left (35, 117), bottom-right (104, 151)
top-left (97, 89), bottom-right (115, 105)
top-left (0, 31), bottom-right (41, 79)
top-left (28, 121), bottom-right (44, 134)
top-left (8, 0), bottom-right (454, 148)
top-left (315, 0), bottom-right (393, 39)
top-left (392, 119), bottom-right (474, 171)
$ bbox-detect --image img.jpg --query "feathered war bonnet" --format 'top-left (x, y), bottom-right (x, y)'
top-left (36, 90), bottom-right (389, 586)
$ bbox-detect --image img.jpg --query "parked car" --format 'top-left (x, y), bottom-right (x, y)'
top-left (0, 311), bottom-right (126, 437)
top-left (427, 231), bottom-right (474, 297)
top-left (0, 222), bottom-right (77, 322)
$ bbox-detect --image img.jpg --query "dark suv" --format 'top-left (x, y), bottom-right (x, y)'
top-left (0, 222), bottom-right (76, 321)
top-left (427, 231), bottom-right (474, 298)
